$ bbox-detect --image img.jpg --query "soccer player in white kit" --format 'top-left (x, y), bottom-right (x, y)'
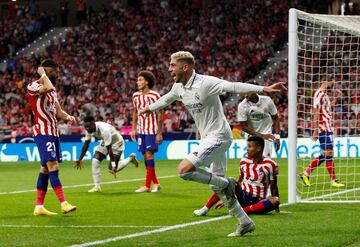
top-left (237, 92), bottom-right (281, 157)
top-left (193, 93), bottom-right (280, 216)
top-left (74, 116), bottom-right (139, 192)
top-left (140, 51), bottom-right (286, 237)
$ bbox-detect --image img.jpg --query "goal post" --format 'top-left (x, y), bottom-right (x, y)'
top-left (288, 9), bottom-right (360, 203)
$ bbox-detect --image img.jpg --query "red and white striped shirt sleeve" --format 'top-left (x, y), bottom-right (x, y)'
top-left (27, 81), bottom-right (42, 96)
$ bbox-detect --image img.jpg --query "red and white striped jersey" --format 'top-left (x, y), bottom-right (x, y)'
top-left (313, 88), bottom-right (333, 132)
top-left (132, 90), bottom-right (160, 134)
top-left (239, 157), bottom-right (279, 199)
top-left (27, 80), bottom-right (59, 137)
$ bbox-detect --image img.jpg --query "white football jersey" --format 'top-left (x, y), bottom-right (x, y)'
top-left (84, 122), bottom-right (123, 146)
top-left (148, 71), bottom-right (264, 139)
top-left (237, 95), bottom-right (277, 135)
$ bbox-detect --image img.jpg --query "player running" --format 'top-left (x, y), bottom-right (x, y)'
top-left (139, 51), bottom-right (286, 237)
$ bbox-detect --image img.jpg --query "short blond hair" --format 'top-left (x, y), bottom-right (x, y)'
top-left (170, 51), bottom-right (195, 65)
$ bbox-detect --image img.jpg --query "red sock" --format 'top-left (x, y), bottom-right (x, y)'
top-left (243, 201), bottom-right (265, 214)
top-left (36, 189), bottom-right (46, 205)
top-left (150, 167), bottom-right (159, 184)
top-left (145, 167), bottom-right (152, 188)
top-left (326, 161), bottom-right (336, 181)
top-left (205, 193), bottom-right (220, 209)
top-left (305, 158), bottom-right (320, 175)
top-left (53, 186), bottom-right (65, 203)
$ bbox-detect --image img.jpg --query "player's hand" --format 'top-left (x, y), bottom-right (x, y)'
top-left (131, 130), bottom-right (136, 141)
top-left (111, 168), bottom-right (117, 179)
top-left (65, 115), bottom-right (76, 124)
top-left (37, 66), bottom-right (46, 77)
top-left (110, 161), bottom-right (117, 179)
top-left (261, 133), bottom-right (275, 141)
top-left (74, 160), bottom-right (83, 170)
top-left (156, 133), bottom-right (163, 144)
top-left (214, 201), bottom-right (225, 209)
top-left (274, 139), bottom-right (280, 151)
top-left (334, 89), bottom-right (342, 97)
top-left (138, 106), bottom-right (152, 116)
top-left (312, 129), bottom-right (319, 141)
top-left (263, 82), bottom-right (287, 94)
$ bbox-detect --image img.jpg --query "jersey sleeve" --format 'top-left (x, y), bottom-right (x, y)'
top-left (148, 84), bottom-right (180, 111)
top-left (205, 76), bottom-right (264, 96)
top-left (27, 81), bottom-right (42, 96)
top-left (313, 91), bottom-right (322, 109)
top-left (267, 97), bottom-right (278, 116)
top-left (237, 102), bottom-right (248, 122)
top-left (269, 161), bottom-right (279, 181)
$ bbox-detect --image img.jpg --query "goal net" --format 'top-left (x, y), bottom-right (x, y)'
top-left (288, 9), bottom-right (360, 203)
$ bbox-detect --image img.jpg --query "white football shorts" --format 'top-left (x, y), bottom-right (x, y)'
top-left (94, 138), bottom-right (124, 156)
top-left (186, 135), bottom-right (232, 176)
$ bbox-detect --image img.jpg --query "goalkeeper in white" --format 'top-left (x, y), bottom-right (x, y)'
top-left (74, 116), bottom-right (139, 192)
top-left (139, 51), bottom-right (286, 237)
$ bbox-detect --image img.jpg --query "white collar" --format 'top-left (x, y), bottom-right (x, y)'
top-left (184, 70), bottom-right (196, 88)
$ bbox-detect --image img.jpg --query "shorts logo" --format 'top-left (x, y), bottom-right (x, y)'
top-left (51, 151), bottom-right (56, 158)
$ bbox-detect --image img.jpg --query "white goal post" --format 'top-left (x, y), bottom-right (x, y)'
top-left (288, 9), bottom-right (360, 204)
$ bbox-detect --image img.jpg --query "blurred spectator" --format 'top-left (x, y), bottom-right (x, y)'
top-left (59, 0), bottom-right (69, 27)
top-left (76, 0), bottom-right (86, 24)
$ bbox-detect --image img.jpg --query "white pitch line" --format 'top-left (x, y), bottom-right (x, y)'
top-left (0, 175), bottom-right (177, 195)
top-left (70, 215), bottom-right (233, 247)
top-left (301, 187), bottom-right (360, 201)
top-left (71, 203), bottom-right (291, 247)
top-left (0, 225), bottom-right (165, 229)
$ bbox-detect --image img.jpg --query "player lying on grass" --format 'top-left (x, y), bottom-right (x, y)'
top-left (194, 136), bottom-right (280, 216)
top-left (74, 116), bottom-right (139, 192)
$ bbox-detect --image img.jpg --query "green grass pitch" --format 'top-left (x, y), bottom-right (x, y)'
top-left (0, 159), bottom-right (359, 247)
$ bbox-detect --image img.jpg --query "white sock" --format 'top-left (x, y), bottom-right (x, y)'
top-left (116, 157), bottom-right (131, 172)
top-left (180, 168), bottom-right (229, 189)
top-left (92, 159), bottom-right (101, 187)
top-left (35, 205), bottom-right (44, 210)
top-left (211, 185), bottom-right (251, 224)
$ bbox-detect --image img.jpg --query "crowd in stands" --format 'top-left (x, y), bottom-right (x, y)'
top-left (0, 0), bottom-right (55, 60)
top-left (1, 0), bottom-right (351, 142)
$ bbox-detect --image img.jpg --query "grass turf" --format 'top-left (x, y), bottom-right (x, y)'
top-left (0, 159), bottom-right (359, 247)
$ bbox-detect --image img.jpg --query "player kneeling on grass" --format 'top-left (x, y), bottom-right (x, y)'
top-left (74, 116), bottom-right (139, 192)
top-left (194, 136), bottom-right (280, 216)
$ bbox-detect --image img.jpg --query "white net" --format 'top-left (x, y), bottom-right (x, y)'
top-left (295, 10), bottom-right (360, 202)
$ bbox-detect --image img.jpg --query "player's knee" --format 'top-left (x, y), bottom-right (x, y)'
top-left (177, 159), bottom-right (195, 174)
top-left (179, 172), bottom-right (193, 180)
top-left (46, 161), bottom-right (59, 171)
top-left (324, 149), bottom-right (333, 157)
top-left (145, 151), bottom-right (154, 160)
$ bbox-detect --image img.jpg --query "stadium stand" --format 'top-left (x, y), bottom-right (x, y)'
top-left (0, 0), bottom-right (325, 141)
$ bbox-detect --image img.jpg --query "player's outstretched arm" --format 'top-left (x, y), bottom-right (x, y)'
top-left (74, 140), bottom-right (90, 170)
top-left (140, 91), bottom-right (179, 115)
top-left (263, 82), bottom-right (287, 94)
top-left (240, 122), bottom-right (275, 141)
